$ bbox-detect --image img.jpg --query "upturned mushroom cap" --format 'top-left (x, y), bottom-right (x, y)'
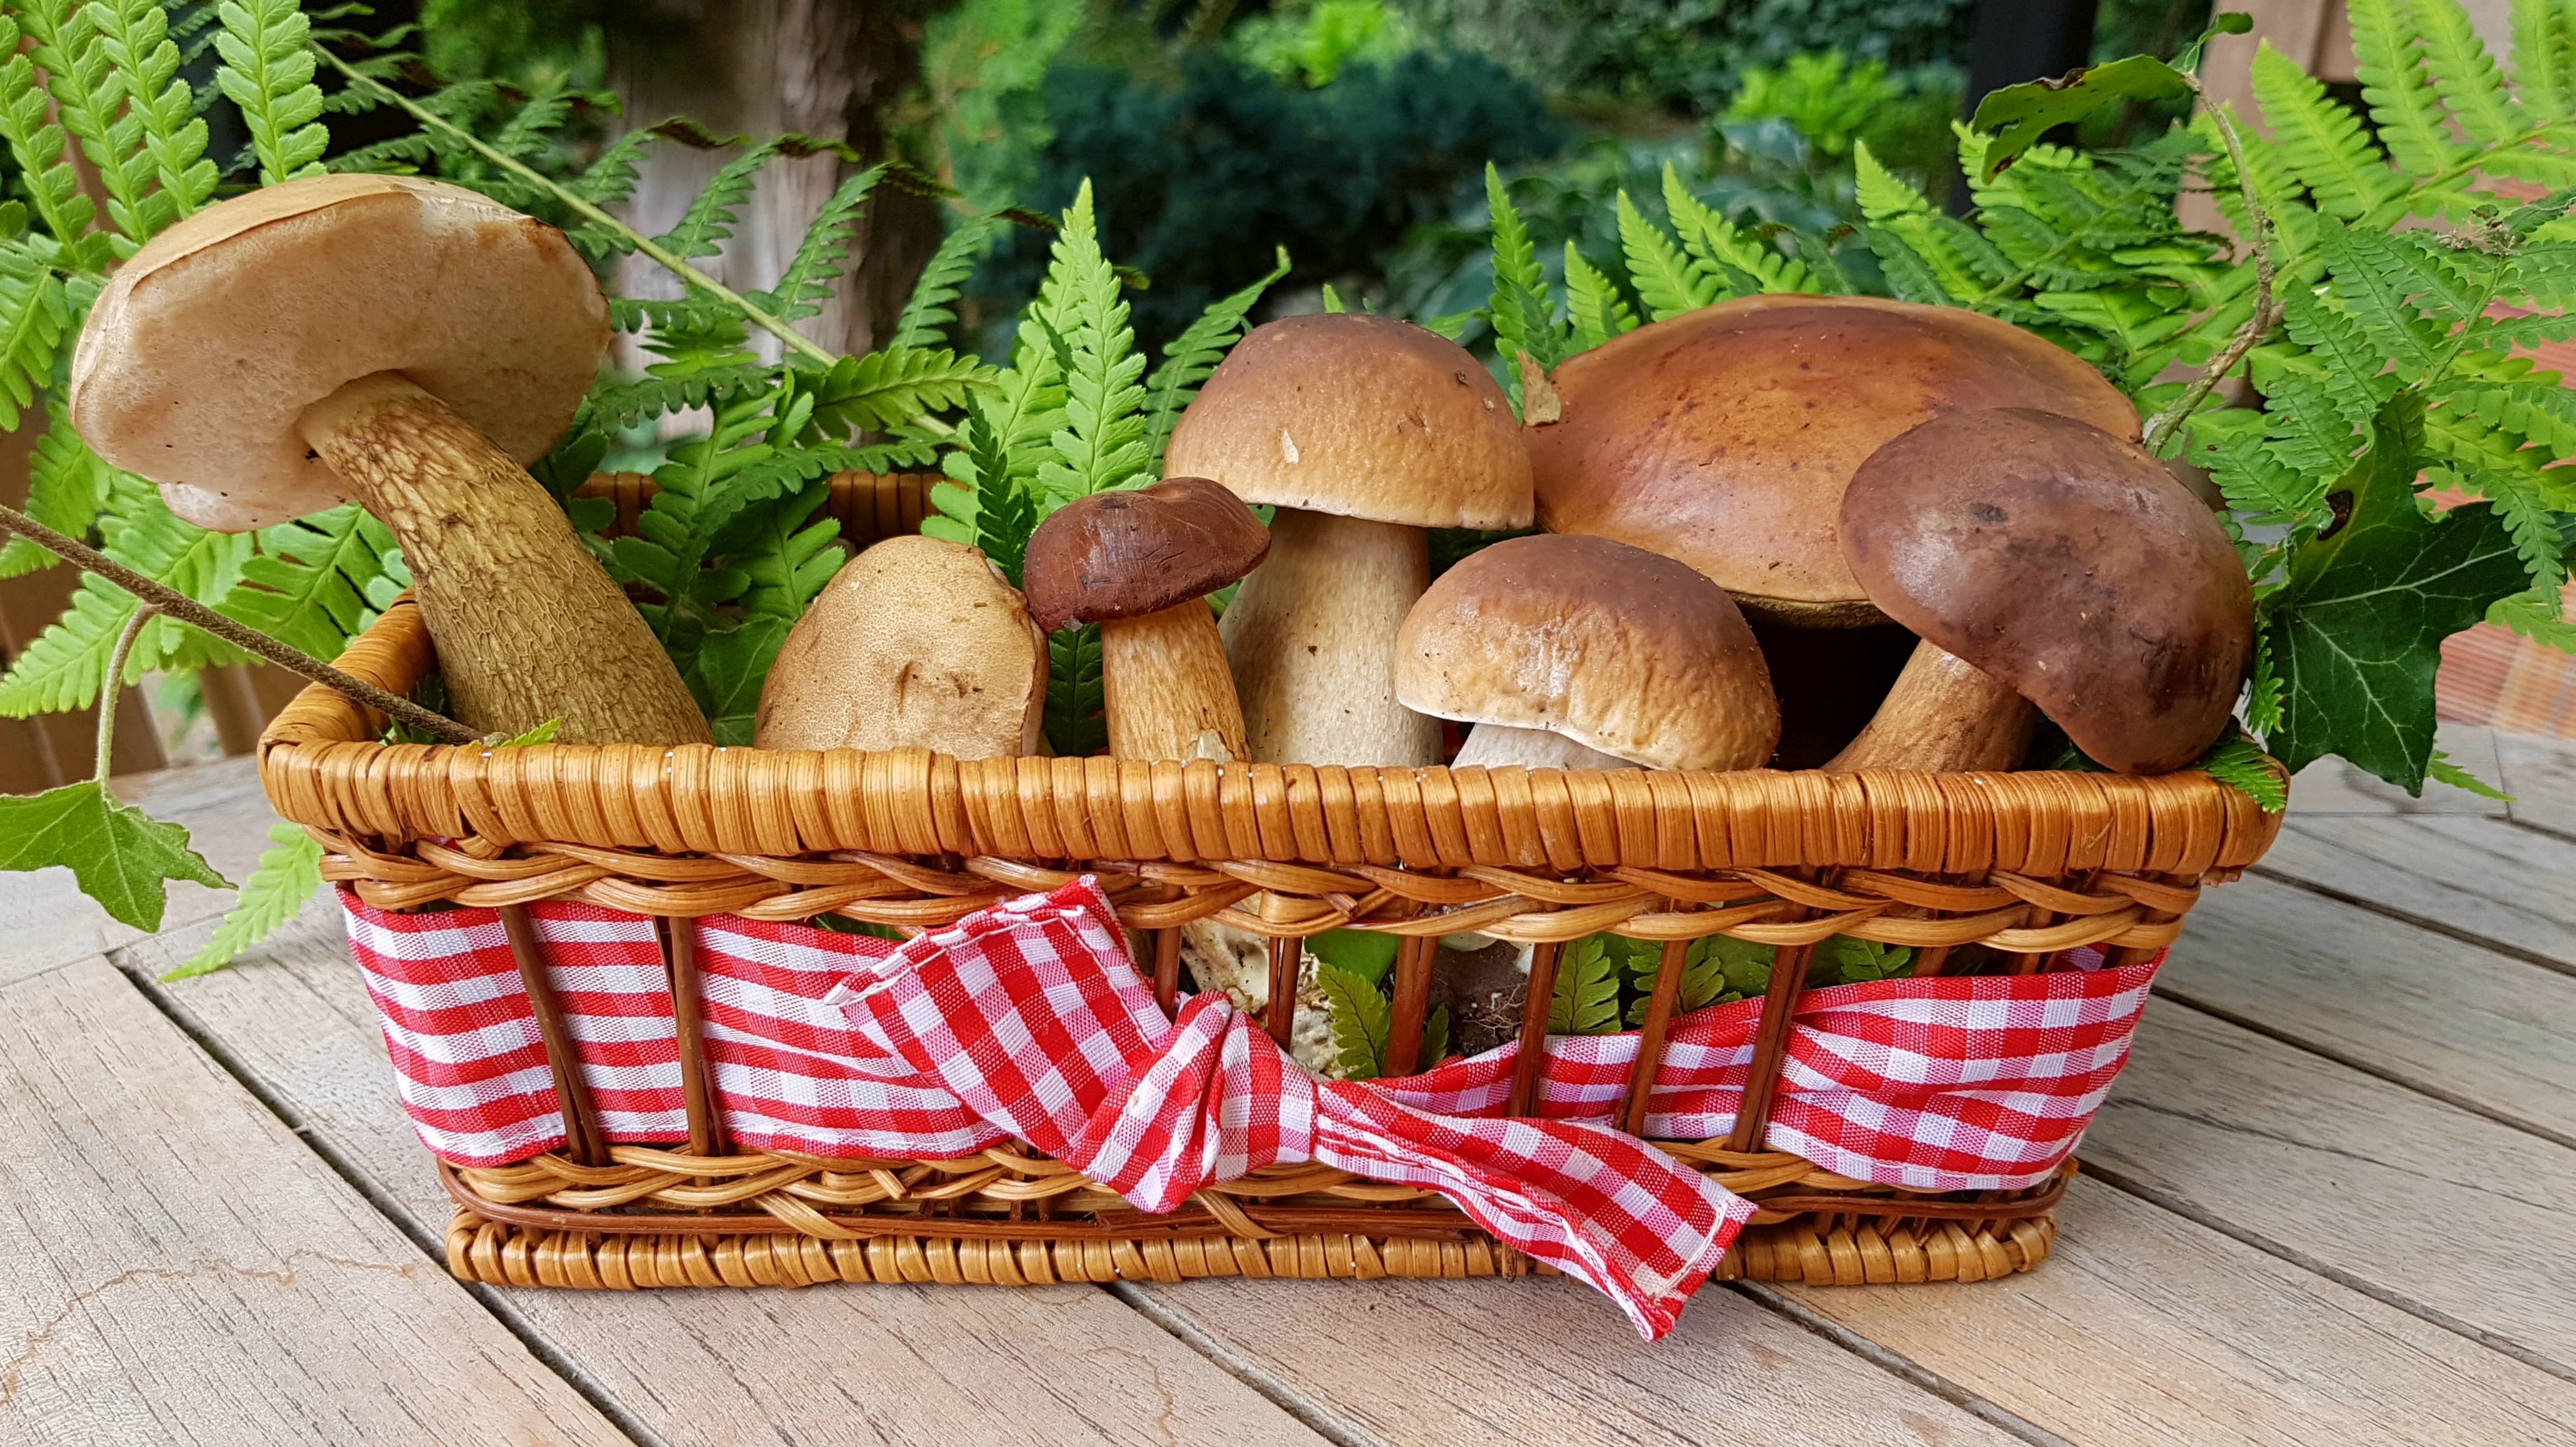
top-left (1394, 534), bottom-right (1779, 770)
top-left (1530, 295), bottom-right (2138, 623)
top-left (1165, 313), bottom-right (1533, 529)
top-left (1842, 408), bottom-right (2254, 774)
top-left (755, 535), bottom-right (1048, 759)
top-left (1021, 477), bottom-right (1272, 631)
top-left (68, 173), bottom-right (609, 532)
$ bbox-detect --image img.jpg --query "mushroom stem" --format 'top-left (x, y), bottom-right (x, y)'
top-left (1220, 508), bottom-right (1439, 766)
top-left (1452, 723), bottom-right (1637, 772)
top-left (1102, 600), bottom-right (1246, 761)
top-left (1824, 639), bottom-right (2038, 773)
top-left (299, 372), bottom-right (711, 745)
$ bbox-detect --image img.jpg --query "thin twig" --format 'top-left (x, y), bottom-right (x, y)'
top-left (94, 606), bottom-right (153, 782)
top-left (2141, 90), bottom-right (2284, 453)
top-left (0, 502), bottom-right (480, 745)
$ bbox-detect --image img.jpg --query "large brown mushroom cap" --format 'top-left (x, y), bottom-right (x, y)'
top-left (69, 173), bottom-right (608, 532)
top-left (1531, 295), bottom-right (2138, 623)
top-left (1165, 313), bottom-right (1532, 530)
top-left (1394, 534), bottom-right (1779, 770)
top-left (1842, 408), bottom-right (2253, 774)
top-left (1021, 477), bottom-right (1272, 631)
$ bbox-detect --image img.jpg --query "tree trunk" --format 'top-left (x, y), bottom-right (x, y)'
top-left (604, 0), bottom-right (944, 366)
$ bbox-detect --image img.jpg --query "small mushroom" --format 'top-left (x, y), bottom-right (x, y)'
top-left (1166, 314), bottom-right (1532, 766)
top-left (1530, 295), bottom-right (2139, 626)
top-left (755, 535), bottom-right (1046, 758)
top-left (1020, 477), bottom-right (1271, 761)
top-left (1394, 534), bottom-right (1779, 771)
top-left (68, 174), bottom-right (707, 745)
top-left (1829, 408), bottom-right (2254, 775)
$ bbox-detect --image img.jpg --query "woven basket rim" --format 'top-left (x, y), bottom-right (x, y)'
top-left (259, 597), bottom-right (2286, 874)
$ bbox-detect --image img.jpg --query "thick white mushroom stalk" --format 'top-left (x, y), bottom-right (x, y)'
top-left (1220, 510), bottom-right (1440, 768)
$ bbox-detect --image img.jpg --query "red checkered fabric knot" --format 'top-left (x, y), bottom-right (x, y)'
top-left (829, 878), bottom-right (1754, 1340)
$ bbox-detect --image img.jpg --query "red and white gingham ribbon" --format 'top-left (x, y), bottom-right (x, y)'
top-left (825, 878), bottom-right (1752, 1338)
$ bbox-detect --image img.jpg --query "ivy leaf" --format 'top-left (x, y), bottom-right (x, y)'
top-left (1320, 961), bottom-right (1391, 1080)
top-left (1972, 56), bottom-right (2195, 180)
top-left (1307, 928), bottom-right (1399, 987)
top-left (0, 780), bottom-right (229, 932)
top-left (2259, 393), bottom-right (2531, 792)
top-left (167, 823), bottom-right (323, 979)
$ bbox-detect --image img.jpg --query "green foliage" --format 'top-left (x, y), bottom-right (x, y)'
top-left (1235, 1), bottom-right (1416, 88)
top-left (1320, 960), bottom-right (1394, 1078)
top-left (216, 0), bottom-right (328, 184)
top-left (1728, 50), bottom-right (1912, 158)
top-left (1044, 624), bottom-right (1106, 758)
top-left (2197, 736), bottom-right (2290, 813)
top-left (1548, 934), bottom-right (1624, 1034)
top-left (0, 413), bottom-right (106, 579)
top-left (0, 487), bottom-right (252, 716)
top-left (910, 0), bottom-right (1081, 213)
top-left (0, 779), bottom-right (228, 932)
top-left (169, 823), bottom-right (324, 979)
top-left (1970, 55), bottom-right (2197, 180)
top-left (217, 506), bottom-right (403, 663)
top-left (1308, 928), bottom-right (1402, 987)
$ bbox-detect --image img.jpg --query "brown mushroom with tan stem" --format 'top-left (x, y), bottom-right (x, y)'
top-left (755, 534), bottom-right (1047, 758)
top-left (1395, 534), bottom-right (1779, 772)
top-left (1829, 408), bottom-right (2254, 775)
top-left (1165, 313), bottom-right (1532, 767)
top-left (67, 174), bottom-right (708, 746)
top-left (1019, 477), bottom-right (1270, 761)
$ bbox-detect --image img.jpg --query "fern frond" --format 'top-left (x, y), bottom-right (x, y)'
top-left (1852, 138), bottom-right (1931, 221)
top-left (87, 0), bottom-right (216, 232)
top-left (926, 313), bottom-right (1062, 585)
top-left (0, 29), bottom-right (100, 253)
top-left (891, 216), bottom-right (997, 350)
top-left (802, 346), bottom-right (992, 437)
top-left (2413, 0), bottom-right (2521, 147)
top-left (167, 824), bottom-right (323, 980)
top-left (1486, 163), bottom-right (1564, 381)
top-left (2489, 586), bottom-right (2576, 649)
top-left (2511, 0), bottom-right (2572, 121)
top-left (1043, 623), bottom-right (1105, 756)
top-left (1033, 180), bottom-right (1151, 503)
top-left (1663, 164), bottom-right (1812, 296)
top-left (216, 504), bottom-right (400, 662)
top-left (20, 0), bottom-right (157, 250)
top-left (2280, 286), bottom-right (2397, 426)
top-left (0, 412), bottom-right (107, 579)
top-left (726, 479), bottom-right (842, 624)
top-left (1140, 248), bottom-right (1287, 463)
top-left (2315, 216), bottom-right (2448, 380)
top-left (215, 0), bottom-right (327, 184)
top-left (0, 490), bottom-right (252, 715)
top-left (2244, 629), bottom-right (2286, 735)
top-left (0, 248), bottom-right (72, 433)
top-left (654, 140), bottom-right (780, 261)
top-left (2197, 737), bottom-right (2289, 812)
top-left (2251, 41), bottom-right (2394, 219)
top-left (1547, 934), bottom-right (1623, 1035)
top-left (585, 363), bottom-right (775, 432)
top-left (1562, 241), bottom-right (1637, 353)
top-left (2348, 0), bottom-right (2457, 176)
top-left (1615, 191), bottom-right (1714, 321)
top-left (750, 165), bottom-right (884, 325)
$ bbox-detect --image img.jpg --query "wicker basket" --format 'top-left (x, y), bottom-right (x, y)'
top-left (256, 473), bottom-right (2284, 1295)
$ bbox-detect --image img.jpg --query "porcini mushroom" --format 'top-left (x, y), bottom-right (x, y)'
top-left (1829, 408), bottom-right (2253, 775)
top-left (1395, 535), bottom-right (1779, 771)
top-left (755, 534), bottom-right (1046, 758)
top-left (1530, 295), bottom-right (2138, 626)
top-left (1165, 313), bottom-right (1532, 766)
top-left (1021, 477), bottom-right (1270, 761)
top-left (67, 174), bottom-right (707, 745)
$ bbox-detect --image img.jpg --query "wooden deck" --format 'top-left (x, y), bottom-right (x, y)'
top-left (5, 727), bottom-right (2575, 1446)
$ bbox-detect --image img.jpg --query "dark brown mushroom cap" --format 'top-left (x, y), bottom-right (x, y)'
top-left (1021, 476), bottom-right (1273, 632)
top-left (1841, 408), bottom-right (2254, 775)
top-left (1531, 294), bottom-right (2139, 624)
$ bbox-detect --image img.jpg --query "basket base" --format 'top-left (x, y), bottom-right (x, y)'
top-left (442, 1209), bottom-right (2054, 1292)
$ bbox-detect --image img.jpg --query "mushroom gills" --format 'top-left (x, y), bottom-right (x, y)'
top-left (1823, 641), bottom-right (2039, 773)
top-left (1220, 508), bottom-right (1440, 767)
top-left (1451, 722), bottom-right (1638, 772)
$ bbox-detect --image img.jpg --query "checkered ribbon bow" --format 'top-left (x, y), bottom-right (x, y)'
top-left (828, 879), bottom-right (1755, 1340)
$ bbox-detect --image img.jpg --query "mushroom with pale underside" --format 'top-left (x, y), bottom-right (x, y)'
top-left (1020, 477), bottom-right (1270, 761)
top-left (1165, 313), bottom-right (1532, 767)
top-left (1395, 534), bottom-right (1779, 772)
top-left (1828, 408), bottom-right (2254, 775)
top-left (67, 174), bottom-right (707, 745)
top-left (755, 534), bottom-right (1046, 759)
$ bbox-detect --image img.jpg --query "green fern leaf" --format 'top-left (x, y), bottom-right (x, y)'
top-left (1485, 163), bottom-right (1564, 385)
top-left (1562, 241), bottom-right (1637, 353)
top-left (2265, 375), bottom-right (2369, 476)
top-left (1320, 962), bottom-right (1393, 1080)
top-left (891, 216), bottom-right (998, 350)
top-left (19, 0), bottom-right (156, 250)
top-left (2511, 0), bottom-right (2573, 121)
top-left (2488, 586), bottom-right (2576, 648)
top-left (1663, 164), bottom-right (1812, 296)
top-left (165, 824), bottom-right (323, 980)
top-left (2244, 629), bottom-right (2286, 735)
top-left (802, 347), bottom-right (992, 438)
top-left (726, 479), bottom-right (842, 623)
top-left (1547, 934), bottom-right (1623, 1035)
top-left (86, 0), bottom-right (215, 232)
top-left (215, 504), bottom-right (400, 662)
top-left (0, 490), bottom-right (252, 716)
top-left (0, 414), bottom-right (107, 579)
top-left (0, 32), bottom-right (101, 253)
top-left (1033, 180), bottom-right (1151, 504)
top-left (1141, 248), bottom-right (1287, 463)
top-left (2429, 747), bottom-right (2517, 799)
top-left (2251, 41), bottom-right (2394, 219)
top-left (653, 140), bottom-right (781, 261)
top-left (1043, 623), bottom-right (1105, 756)
top-left (926, 311), bottom-right (1063, 585)
top-left (1615, 192), bottom-right (1714, 322)
top-left (0, 250), bottom-right (72, 433)
top-left (215, 0), bottom-right (327, 184)
top-left (2414, 0), bottom-right (2521, 147)
top-left (2280, 286), bottom-right (2398, 426)
top-left (2316, 216), bottom-right (2448, 380)
top-left (2348, 0), bottom-right (2459, 176)
top-left (1852, 138), bottom-right (1931, 221)
top-left (2197, 736), bottom-right (2289, 812)
top-left (749, 165), bottom-right (884, 325)
top-left (586, 363), bottom-right (776, 432)
top-left (693, 616), bottom-right (788, 745)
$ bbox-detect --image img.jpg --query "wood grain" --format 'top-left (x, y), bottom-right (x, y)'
top-left (2284, 722), bottom-right (2510, 817)
top-left (0, 958), bottom-right (630, 1447)
top-left (2164, 874), bottom-right (2576, 1140)
top-left (2496, 729), bottom-right (2576, 838)
top-left (126, 901), bottom-right (1332, 1447)
top-left (2255, 814), bottom-right (2576, 969)
top-left (2083, 1003), bottom-right (2576, 1372)
top-left (1783, 1176), bottom-right (2576, 1447)
top-left (0, 758), bottom-right (281, 987)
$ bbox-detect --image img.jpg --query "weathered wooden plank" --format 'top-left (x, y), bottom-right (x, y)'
top-left (2165, 874), bottom-right (2576, 1141)
top-left (2496, 729), bottom-right (2576, 838)
top-left (124, 900), bottom-right (1335, 1447)
top-left (2254, 814), bottom-right (2576, 970)
top-left (2081, 1003), bottom-right (2576, 1373)
top-left (1783, 1176), bottom-right (2576, 1447)
top-left (0, 757), bottom-right (280, 987)
top-left (0, 957), bottom-right (631, 1447)
top-left (1123, 1272), bottom-right (2020, 1447)
top-left (2284, 722), bottom-right (2511, 818)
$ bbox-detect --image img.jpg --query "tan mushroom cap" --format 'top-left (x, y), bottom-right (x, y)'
top-left (1842, 408), bottom-right (2254, 775)
top-left (68, 173), bottom-right (609, 532)
top-left (755, 535), bottom-right (1047, 759)
top-left (1530, 294), bottom-right (2138, 623)
top-left (1165, 313), bottom-right (1533, 530)
top-left (1395, 534), bottom-right (1779, 770)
